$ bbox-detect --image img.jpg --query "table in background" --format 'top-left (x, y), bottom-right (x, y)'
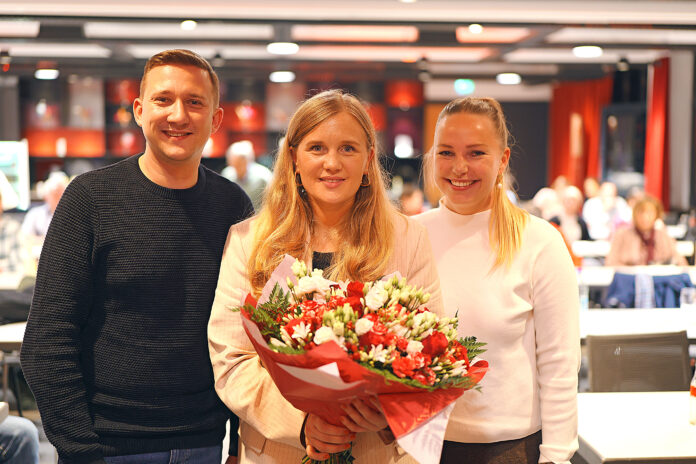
top-left (577, 392), bottom-right (696, 463)
top-left (580, 308), bottom-right (696, 343)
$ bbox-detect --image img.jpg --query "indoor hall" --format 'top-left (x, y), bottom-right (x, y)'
top-left (0, 1), bottom-right (695, 463)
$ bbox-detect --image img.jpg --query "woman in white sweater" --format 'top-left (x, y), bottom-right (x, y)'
top-left (415, 97), bottom-right (580, 464)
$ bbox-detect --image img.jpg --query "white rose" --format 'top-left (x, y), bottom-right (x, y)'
top-left (311, 273), bottom-right (332, 295)
top-left (355, 318), bottom-right (374, 336)
top-left (296, 276), bottom-right (318, 296)
top-left (314, 326), bottom-right (338, 344)
top-left (365, 281), bottom-right (388, 310)
top-left (406, 340), bottom-right (423, 355)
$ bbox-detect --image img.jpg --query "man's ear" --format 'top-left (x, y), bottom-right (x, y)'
top-left (133, 98), bottom-right (143, 127)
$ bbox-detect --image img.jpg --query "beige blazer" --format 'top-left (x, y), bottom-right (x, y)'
top-left (208, 213), bottom-right (442, 464)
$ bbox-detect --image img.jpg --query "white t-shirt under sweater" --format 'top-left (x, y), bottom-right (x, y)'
top-left (414, 204), bottom-right (580, 464)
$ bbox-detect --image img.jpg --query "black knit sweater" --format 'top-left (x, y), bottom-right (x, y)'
top-left (21, 155), bottom-right (253, 464)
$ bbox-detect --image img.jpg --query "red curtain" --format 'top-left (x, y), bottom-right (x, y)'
top-left (549, 75), bottom-right (614, 187)
top-left (644, 57), bottom-right (670, 207)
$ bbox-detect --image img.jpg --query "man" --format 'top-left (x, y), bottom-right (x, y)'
top-left (21, 49), bottom-right (252, 464)
top-left (221, 140), bottom-right (272, 210)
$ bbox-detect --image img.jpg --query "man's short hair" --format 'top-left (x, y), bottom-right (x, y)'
top-left (140, 49), bottom-right (220, 106)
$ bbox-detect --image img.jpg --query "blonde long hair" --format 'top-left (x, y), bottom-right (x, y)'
top-left (248, 90), bottom-right (395, 295)
top-left (424, 97), bottom-right (528, 270)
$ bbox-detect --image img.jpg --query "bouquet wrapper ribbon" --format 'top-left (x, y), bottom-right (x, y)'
top-left (239, 255), bottom-right (488, 464)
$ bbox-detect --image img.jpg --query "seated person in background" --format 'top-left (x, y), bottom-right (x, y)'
top-left (582, 181), bottom-right (632, 240)
top-left (221, 140), bottom-right (272, 210)
top-left (582, 176), bottom-right (600, 200)
top-left (20, 171), bottom-right (70, 274)
top-left (530, 187), bottom-right (562, 220)
top-left (549, 185), bottom-right (590, 243)
top-left (606, 195), bottom-right (688, 266)
top-left (399, 183), bottom-right (425, 216)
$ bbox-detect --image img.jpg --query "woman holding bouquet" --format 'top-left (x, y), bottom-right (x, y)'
top-left (415, 97), bottom-right (580, 464)
top-left (209, 89), bottom-right (442, 463)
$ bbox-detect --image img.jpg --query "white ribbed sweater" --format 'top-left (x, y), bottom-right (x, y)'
top-left (415, 204), bottom-right (580, 464)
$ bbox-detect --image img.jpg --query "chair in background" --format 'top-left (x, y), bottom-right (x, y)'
top-left (586, 331), bottom-right (691, 392)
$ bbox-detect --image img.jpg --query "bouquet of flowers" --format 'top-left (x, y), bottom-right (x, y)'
top-left (237, 255), bottom-right (488, 464)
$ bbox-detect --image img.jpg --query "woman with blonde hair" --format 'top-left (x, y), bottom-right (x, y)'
top-left (415, 97), bottom-right (580, 463)
top-left (208, 89), bottom-right (441, 464)
top-left (606, 195), bottom-right (687, 266)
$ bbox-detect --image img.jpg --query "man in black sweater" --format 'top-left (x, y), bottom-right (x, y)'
top-left (20, 49), bottom-right (252, 464)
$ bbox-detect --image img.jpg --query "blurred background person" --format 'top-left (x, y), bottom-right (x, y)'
top-left (0, 190), bottom-right (21, 274)
top-left (530, 187), bottom-right (562, 221)
top-left (582, 177), bottom-right (600, 200)
top-left (399, 182), bottom-right (425, 216)
top-left (20, 171), bottom-right (70, 275)
top-left (605, 195), bottom-right (687, 266)
top-left (221, 140), bottom-right (272, 210)
top-left (582, 181), bottom-right (632, 240)
top-left (549, 185), bottom-right (590, 243)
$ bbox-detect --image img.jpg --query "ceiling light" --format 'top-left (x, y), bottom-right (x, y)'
top-left (468, 24), bottom-right (484, 34)
top-left (496, 73), bottom-right (521, 85)
top-left (35, 68), bottom-right (59, 80)
top-left (269, 71), bottom-right (296, 83)
top-left (266, 42), bottom-right (299, 55)
top-left (84, 22), bottom-right (273, 40)
top-left (572, 45), bottom-right (603, 58)
top-left (0, 43), bottom-right (111, 58)
top-left (454, 78), bottom-right (475, 95)
top-left (180, 20), bottom-right (197, 31)
top-left (291, 25), bottom-right (418, 43)
top-left (0, 20), bottom-right (40, 38)
top-left (399, 0), bottom-right (417, 3)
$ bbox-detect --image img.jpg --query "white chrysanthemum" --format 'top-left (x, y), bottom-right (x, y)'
top-left (365, 281), bottom-right (389, 310)
top-left (406, 340), bottom-right (423, 355)
top-left (355, 317), bottom-right (374, 336)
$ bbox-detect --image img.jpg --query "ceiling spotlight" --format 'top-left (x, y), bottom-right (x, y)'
top-left (35, 68), bottom-right (60, 80)
top-left (616, 57), bottom-right (630, 72)
top-left (454, 78), bottom-right (475, 95)
top-left (266, 42), bottom-right (299, 55)
top-left (180, 20), bottom-right (197, 31)
top-left (269, 70), bottom-right (296, 83)
top-left (496, 72), bottom-right (521, 85)
top-left (0, 50), bottom-right (9, 72)
top-left (468, 24), bottom-right (484, 34)
top-left (572, 45), bottom-right (603, 58)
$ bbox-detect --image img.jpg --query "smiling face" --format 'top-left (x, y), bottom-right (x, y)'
top-left (292, 111), bottom-right (373, 216)
top-left (134, 64), bottom-right (223, 168)
top-left (433, 112), bottom-right (509, 215)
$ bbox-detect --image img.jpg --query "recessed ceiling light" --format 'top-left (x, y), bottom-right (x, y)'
top-left (468, 24), bottom-right (484, 34)
top-left (269, 71), bottom-right (296, 83)
top-left (35, 68), bottom-right (59, 80)
top-left (180, 20), bottom-right (197, 31)
top-left (572, 45), bottom-right (603, 58)
top-left (454, 78), bottom-right (475, 95)
top-left (266, 42), bottom-right (299, 55)
top-left (399, 0), bottom-right (417, 3)
top-left (496, 73), bottom-right (521, 85)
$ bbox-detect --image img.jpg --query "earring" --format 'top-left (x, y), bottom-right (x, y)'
top-left (360, 174), bottom-right (370, 187)
top-left (295, 172), bottom-right (307, 197)
top-left (496, 174), bottom-right (503, 189)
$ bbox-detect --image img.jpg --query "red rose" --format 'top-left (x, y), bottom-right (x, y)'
top-left (392, 356), bottom-right (416, 378)
top-left (346, 281), bottom-right (365, 298)
top-left (396, 337), bottom-right (409, 352)
top-left (421, 331), bottom-right (449, 357)
top-left (345, 296), bottom-right (363, 314)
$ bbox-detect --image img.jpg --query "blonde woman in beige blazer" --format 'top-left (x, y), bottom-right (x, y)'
top-left (208, 90), bottom-right (442, 464)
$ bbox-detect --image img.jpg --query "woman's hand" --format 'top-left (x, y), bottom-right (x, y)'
top-left (305, 413), bottom-right (355, 461)
top-left (339, 397), bottom-right (388, 433)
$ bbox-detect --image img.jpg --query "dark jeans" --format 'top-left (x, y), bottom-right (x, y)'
top-left (440, 430), bottom-right (542, 464)
top-left (59, 445), bottom-right (222, 464)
